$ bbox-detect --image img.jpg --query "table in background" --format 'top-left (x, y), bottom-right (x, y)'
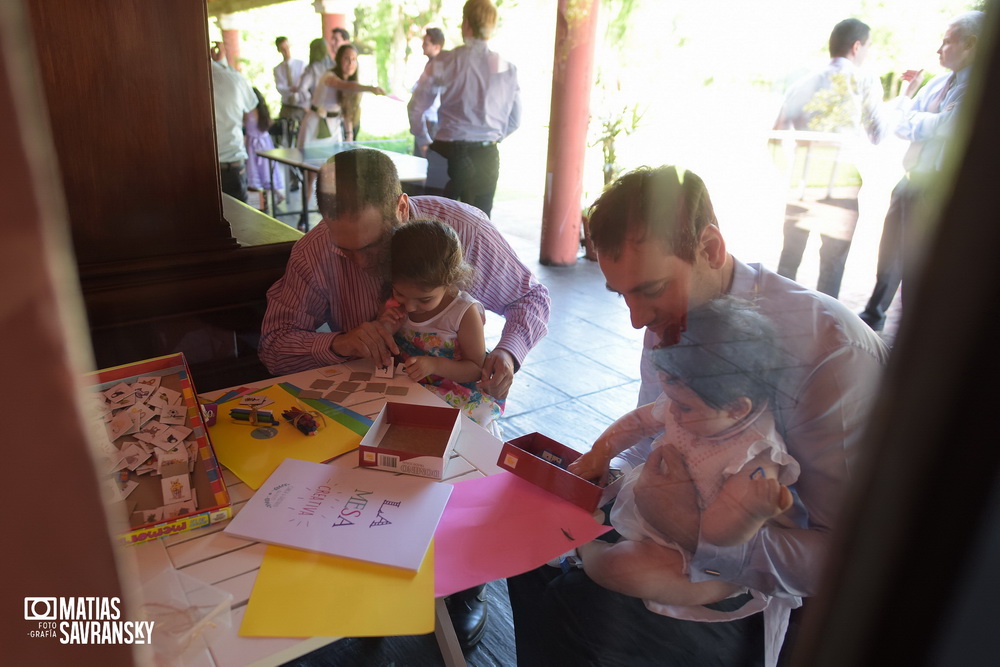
top-left (125, 359), bottom-right (503, 667)
top-left (768, 129), bottom-right (852, 200)
top-left (259, 142), bottom-right (429, 229)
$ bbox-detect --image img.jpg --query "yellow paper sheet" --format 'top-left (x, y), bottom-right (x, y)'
top-left (208, 384), bottom-right (366, 489)
top-left (240, 541), bottom-right (435, 637)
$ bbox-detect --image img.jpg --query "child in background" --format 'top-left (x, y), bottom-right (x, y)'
top-left (569, 296), bottom-right (801, 609)
top-left (381, 219), bottom-right (504, 436)
top-left (245, 87), bottom-right (284, 210)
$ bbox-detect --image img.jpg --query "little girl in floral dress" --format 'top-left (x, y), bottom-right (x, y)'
top-left (382, 219), bottom-right (503, 435)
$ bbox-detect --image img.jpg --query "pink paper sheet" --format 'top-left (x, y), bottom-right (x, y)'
top-left (434, 472), bottom-right (611, 597)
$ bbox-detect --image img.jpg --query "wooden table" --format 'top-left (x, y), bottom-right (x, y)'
top-left (125, 359), bottom-right (503, 667)
top-left (258, 142), bottom-right (429, 229)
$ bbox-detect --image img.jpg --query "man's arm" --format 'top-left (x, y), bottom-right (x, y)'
top-left (408, 61), bottom-right (439, 149)
top-left (237, 74), bottom-right (257, 115)
top-left (894, 73), bottom-right (962, 143)
top-left (259, 249), bottom-right (346, 375)
top-left (685, 346), bottom-right (884, 597)
top-left (578, 539), bottom-right (739, 606)
top-left (259, 239), bottom-right (401, 375)
top-left (860, 70), bottom-right (887, 145)
top-left (503, 73), bottom-right (521, 139)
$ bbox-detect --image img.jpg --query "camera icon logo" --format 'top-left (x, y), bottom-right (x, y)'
top-left (24, 597), bottom-right (57, 621)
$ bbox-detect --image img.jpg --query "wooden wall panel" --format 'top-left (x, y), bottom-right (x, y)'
top-left (27, 0), bottom-right (235, 264)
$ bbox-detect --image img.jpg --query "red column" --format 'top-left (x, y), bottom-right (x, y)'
top-left (540, 0), bottom-right (600, 266)
top-left (321, 13), bottom-right (348, 39)
top-left (221, 29), bottom-right (241, 71)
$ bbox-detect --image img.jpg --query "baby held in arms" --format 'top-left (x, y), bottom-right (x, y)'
top-left (569, 296), bottom-right (800, 607)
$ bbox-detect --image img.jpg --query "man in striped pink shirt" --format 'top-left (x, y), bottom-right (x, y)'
top-left (259, 148), bottom-right (550, 401)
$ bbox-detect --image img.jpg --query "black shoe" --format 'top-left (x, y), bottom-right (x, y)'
top-left (445, 584), bottom-right (488, 650)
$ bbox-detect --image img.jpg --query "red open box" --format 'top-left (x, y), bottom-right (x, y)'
top-left (497, 433), bottom-right (622, 512)
top-left (358, 402), bottom-right (462, 479)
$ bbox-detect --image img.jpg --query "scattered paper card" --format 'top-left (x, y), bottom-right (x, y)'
top-left (310, 379), bottom-right (335, 390)
top-left (107, 411), bottom-right (137, 441)
top-left (159, 405), bottom-right (187, 425)
top-left (162, 473), bottom-right (193, 504)
top-left (324, 389), bottom-right (351, 403)
top-left (148, 386), bottom-right (182, 410)
top-left (240, 395), bottom-right (274, 408)
top-left (134, 375), bottom-right (162, 392)
top-left (298, 389), bottom-right (324, 400)
top-left (104, 382), bottom-right (134, 403)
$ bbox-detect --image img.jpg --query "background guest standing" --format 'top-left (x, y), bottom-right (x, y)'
top-left (408, 0), bottom-right (521, 218)
top-left (210, 41), bottom-right (256, 203)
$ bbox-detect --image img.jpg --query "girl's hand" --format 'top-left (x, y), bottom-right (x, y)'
top-left (378, 299), bottom-right (406, 335)
top-left (568, 441), bottom-right (612, 484)
top-left (369, 85), bottom-right (386, 95)
top-left (404, 356), bottom-right (438, 382)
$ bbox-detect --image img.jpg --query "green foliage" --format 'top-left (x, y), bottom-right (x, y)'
top-left (603, 0), bottom-right (639, 47)
top-left (589, 0), bottom-right (643, 186)
top-left (803, 73), bottom-right (858, 132)
top-left (354, 0), bottom-right (443, 92)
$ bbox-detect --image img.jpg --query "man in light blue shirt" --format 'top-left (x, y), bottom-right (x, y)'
top-left (509, 165), bottom-right (888, 666)
top-left (408, 0), bottom-right (521, 218)
top-left (859, 11), bottom-right (984, 331)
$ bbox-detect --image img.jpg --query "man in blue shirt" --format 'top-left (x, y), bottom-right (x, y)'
top-left (408, 0), bottom-right (521, 218)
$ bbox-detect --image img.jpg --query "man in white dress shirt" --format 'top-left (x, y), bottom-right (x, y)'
top-left (408, 0), bottom-right (520, 218)
top-left (273, 36), bottom-right (307, 125)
